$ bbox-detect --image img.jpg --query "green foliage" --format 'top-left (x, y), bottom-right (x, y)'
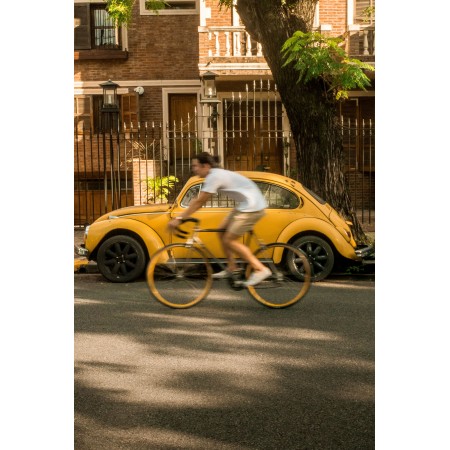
top-left (217, 0), bottom-right (233, 8)
top-left (106, 0), bottom-right (169, 24)
top-left (106, 0), bottom-right (135, 24)
top-left (144, 175), bottom-right (179, 203)
top-left (281, 31), bottom-right (374, 100)
top-left (361, 6), bottom-right (375, 22)
top-left (145, 0), bottom-right (170, 12)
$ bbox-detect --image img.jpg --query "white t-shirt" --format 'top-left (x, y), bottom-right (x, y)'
top-left (201, 168), bottom-right (267, 212)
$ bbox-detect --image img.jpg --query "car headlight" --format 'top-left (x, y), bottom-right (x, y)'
top-left (84, 225), bottom-right (90, 242)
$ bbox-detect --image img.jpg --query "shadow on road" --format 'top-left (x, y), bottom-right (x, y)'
top-left (75, 276), bottom-right (375, 449)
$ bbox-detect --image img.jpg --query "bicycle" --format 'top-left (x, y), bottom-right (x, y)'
top-left (146, 218), bottom-right (312, 309)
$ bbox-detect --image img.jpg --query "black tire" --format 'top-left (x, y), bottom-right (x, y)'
top-left (146, 244), bottom-right (212, 308)
top-left (289, 235), bottom-right (335, 282)
top-left (246, 243), bottom-right (311, 308)
top-left (97, 235), bottom-right (146, 283)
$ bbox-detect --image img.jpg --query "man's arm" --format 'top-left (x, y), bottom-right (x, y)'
top-left (167, 191), bottom-right (212, 229)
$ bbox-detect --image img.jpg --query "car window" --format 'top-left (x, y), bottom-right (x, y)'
top-left (180, 183), bottom-right (237, 208)
top-left (255, 182), bottom-right (301, 209)
top-left (180, 181), bottom-right (300, 209)
top-left (180, 184), bottom-right (201, 207)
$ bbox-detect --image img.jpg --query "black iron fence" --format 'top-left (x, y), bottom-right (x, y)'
top-left (74, 119), bottom-right (375, 231)
top-left (75, 77), bottom-right (374, 230)
top-left (342, 117), bottom-right (375, 228)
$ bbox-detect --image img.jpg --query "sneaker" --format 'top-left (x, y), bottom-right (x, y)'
top-left (243, 267), bottom-right (272, 286)
top-left (212, 269), bottom-right (243, 279)
top-left (212, 270), bottom-right (232, 279)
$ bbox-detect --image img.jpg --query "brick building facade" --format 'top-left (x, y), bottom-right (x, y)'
top-left (74, 0), bottom-right (375, 225)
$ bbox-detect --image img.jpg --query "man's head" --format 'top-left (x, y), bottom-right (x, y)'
top-left (191, 152), bottom-right (219, 177)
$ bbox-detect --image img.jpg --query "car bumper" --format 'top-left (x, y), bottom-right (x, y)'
top-left (355, 245), bottom-right (374, 260)
top-left (75, 244), bottom-right (89, 257)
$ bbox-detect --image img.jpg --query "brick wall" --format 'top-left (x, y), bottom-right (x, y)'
top-left (74, 130), bottom-right (165, 175)
top-left (205, 0), bottom-right (233, 27)
top-left (319, 0), bottom-right (348, 36)
top-left (74, 3), bottom-right (199, 82)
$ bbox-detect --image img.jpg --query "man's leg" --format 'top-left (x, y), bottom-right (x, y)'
top-left (211, 214), bottom-right (242, 278)
top-left (225, 210), bottom-right (271, 286)
top-left (222, 232), bottom-right (266, 272)
top-left (216, 214), bottom-right (239, 272)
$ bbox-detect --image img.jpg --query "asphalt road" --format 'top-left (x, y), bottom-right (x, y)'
top-left (75, 274), bottom-right (375, 450)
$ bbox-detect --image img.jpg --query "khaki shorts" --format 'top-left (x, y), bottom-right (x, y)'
top-left (223, 209), bottom-right (266, 236)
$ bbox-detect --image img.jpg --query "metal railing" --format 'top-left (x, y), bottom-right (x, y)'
top-left (342, 117), bottom-right (375, 227)
top-left (198, 24), bottom-right (375, 62)
top-left (75, 98), bottom-right (374, 229)
top-left (75, 123), bottom-right (375, 229)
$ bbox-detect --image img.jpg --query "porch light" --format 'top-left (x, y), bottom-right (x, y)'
top-left (200, 71), bottom-right (220, 130)
top-left (201, 71), bottom-right (218, 99)
top-left (100, 79), bottom-right (119, 110)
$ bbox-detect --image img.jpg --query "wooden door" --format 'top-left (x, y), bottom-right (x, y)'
top-left (168, 94), bottom-right (198, 163)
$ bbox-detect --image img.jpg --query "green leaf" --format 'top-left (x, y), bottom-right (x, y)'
top-left (282, 30), bottom-right (375, 100)
top-left (143, 175), bottom-right (179, 203)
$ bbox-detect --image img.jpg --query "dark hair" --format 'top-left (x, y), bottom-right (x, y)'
top-left (194, 152), bottom-right (220, 168)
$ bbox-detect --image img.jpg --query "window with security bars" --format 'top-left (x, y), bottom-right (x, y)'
top-left (92, 5), bottom-right (118, 48)
top-left (74, 3), bottom-right (121, 50)
top-left (180, 182), bottom-right (300, 209)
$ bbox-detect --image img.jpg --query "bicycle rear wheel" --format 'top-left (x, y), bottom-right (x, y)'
top-left (146, 243), bottom-right (212, 308)
top-left (246, 243), bottom-right (311, 308)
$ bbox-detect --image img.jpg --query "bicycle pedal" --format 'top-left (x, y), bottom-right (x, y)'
top-left (228, 278), bottom-right (245, 290)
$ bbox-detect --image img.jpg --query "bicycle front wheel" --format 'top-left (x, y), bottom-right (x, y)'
top-left (146, 244), bottom-right (213, 308)
top-left (246, 243), bottom-right (311, 308)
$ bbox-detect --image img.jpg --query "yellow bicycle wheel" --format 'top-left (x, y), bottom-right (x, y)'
top-left (147, 244), bottom-right (213, 308)
top-left (246, 243), bottom-right (311, 308)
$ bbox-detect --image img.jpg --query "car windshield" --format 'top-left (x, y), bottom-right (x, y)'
top-left (256, 182), bottom-right (300, 209)
top-left (180, 181), bottom-right (300, 209)
top-left (180, 183), bottom-right (238, 207)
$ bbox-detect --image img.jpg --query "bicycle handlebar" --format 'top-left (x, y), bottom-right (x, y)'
top-left (173, 217), bottom-right (228, 239)
top-left (174, 217), bottom-right (200, 238)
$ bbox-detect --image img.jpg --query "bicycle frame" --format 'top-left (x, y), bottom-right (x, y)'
top-left (175, 221), bottom-right (278, 268)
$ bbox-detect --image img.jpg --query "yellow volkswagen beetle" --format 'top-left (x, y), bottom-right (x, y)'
top-left (76, 171), bottom-right (371, 282)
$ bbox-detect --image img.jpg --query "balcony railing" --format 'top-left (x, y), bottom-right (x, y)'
top-left (200, 24), bottom-right (375, 64)
top-left (347, 24), bottom-right (375, 59)
top-left (200, 26), bottom-right (263, 58)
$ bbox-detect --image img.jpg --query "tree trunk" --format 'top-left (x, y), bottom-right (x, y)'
top-left (235, 0), bottom-right (367, 242)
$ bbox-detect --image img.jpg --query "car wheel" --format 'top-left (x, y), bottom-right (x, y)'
top-left (97, 235), bottom-right (146, 283)
top-left (288, 236), bottom-right (335, 282)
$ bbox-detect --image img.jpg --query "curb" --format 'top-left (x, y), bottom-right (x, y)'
top-left (74, 258), bottom-right (99, 274)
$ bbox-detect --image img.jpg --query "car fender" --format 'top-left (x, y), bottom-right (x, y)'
top-left (275, 218), bottom-right (359, 261)
top-left (86, 218), bottom-right (165, 260)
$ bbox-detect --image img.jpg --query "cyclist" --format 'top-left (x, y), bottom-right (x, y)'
top-left (167, 152), bottom-right (271, 286)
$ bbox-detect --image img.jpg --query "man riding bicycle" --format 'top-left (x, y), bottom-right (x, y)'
top-left (167, 152), bottom-right (271, 286)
